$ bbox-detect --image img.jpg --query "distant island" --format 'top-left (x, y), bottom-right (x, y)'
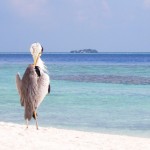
top-left (70, 49), bottom-right (98, 53)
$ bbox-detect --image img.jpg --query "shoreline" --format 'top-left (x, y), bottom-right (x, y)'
top-left (0, 122), bottom-right (150, 150)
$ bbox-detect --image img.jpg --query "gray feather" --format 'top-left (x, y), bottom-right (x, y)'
top-left (21, 65), bottom-right (37, 120)
top-left (16, 64), bottom-right (50, 121)
top-left (16, 73), bottom-right (24, 106)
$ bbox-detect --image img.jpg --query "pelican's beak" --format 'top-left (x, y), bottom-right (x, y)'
top-left (33, 53), bottom-right (42, 66)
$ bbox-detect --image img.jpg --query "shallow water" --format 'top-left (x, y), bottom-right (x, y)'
top-left (1, 53), bottom-right (150, 137)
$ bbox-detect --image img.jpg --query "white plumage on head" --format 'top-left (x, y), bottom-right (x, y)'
top-left (30, 42), bottom-right (42, 55)
top-left (30, 42), bottom-right (47, 73)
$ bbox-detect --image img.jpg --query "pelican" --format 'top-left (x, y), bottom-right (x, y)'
top-left (16, 43), bottom-right (50, 129)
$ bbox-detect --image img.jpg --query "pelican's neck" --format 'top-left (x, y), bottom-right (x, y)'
top-left (35, 57), bottom-right (48, 73)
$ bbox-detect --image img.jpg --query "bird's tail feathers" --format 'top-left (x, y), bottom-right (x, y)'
top-left (25, 105), bottom-right (33, 121)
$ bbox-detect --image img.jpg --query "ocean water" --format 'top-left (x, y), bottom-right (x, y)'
top-left (1, 53), bottom-right (150, 137)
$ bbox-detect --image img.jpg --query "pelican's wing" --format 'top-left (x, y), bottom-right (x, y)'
top-left (35, 72), bottom-right (50, 108)
top-left (16, 73), bottom-right (24, 106)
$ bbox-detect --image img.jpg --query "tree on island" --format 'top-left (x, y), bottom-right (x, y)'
top-left (70, 49), bottom-right (98, 53)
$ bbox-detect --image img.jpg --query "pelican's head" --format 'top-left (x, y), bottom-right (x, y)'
top-left (30, 42), bottom-right (43, 66)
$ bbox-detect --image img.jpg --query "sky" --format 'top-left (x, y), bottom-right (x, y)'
top-left (0, 0), bottom-right (150, 52)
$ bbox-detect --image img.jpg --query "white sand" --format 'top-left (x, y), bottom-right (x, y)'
top-left (0, 122), bottom-right (150, 150)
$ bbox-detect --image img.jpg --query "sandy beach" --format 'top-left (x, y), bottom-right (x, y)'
top-left (0, 122), bottom-right (150, 150)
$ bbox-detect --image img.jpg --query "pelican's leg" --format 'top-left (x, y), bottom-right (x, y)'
top-left (26, 119), bottom-right (28, 129)
top-left (34, 111), bottom-right (39, 130)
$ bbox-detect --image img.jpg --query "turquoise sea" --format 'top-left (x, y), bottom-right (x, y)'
top-left (1, 53), bottom-right (150, 137)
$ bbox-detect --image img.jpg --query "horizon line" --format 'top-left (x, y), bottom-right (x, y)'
top-left (1, 51), bottom-right (150, 54)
